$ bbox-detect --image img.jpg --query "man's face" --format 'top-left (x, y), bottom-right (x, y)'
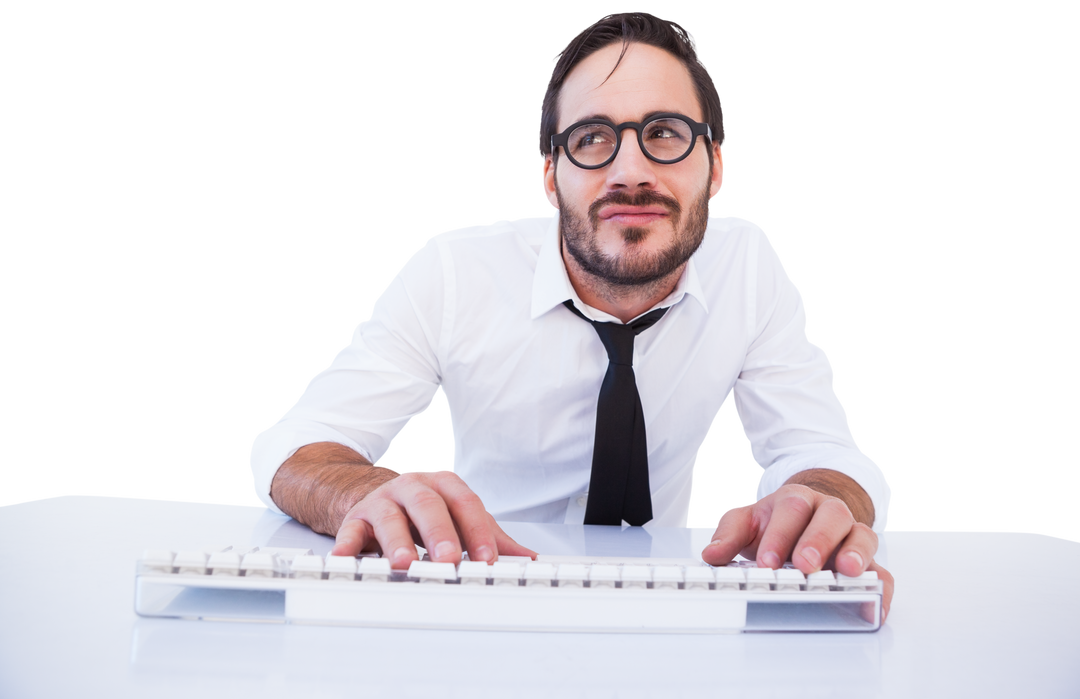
top-left (543, 42), bottom-right (723, 288)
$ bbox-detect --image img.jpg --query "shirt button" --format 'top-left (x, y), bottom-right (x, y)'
top-left (576, 496), bottom-right (588, 507)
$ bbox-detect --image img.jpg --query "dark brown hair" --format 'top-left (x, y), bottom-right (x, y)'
top-left (540, 13), bottom-right (724, 157)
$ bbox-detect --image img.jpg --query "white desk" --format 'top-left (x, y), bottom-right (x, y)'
top-left (1, 497), bottom-right (1078, 697)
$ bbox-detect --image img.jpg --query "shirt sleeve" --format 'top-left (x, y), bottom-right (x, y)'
top-left (250, 241), bottom-right (447, 514)
top-left (733, 234), bottom-right (891, 532)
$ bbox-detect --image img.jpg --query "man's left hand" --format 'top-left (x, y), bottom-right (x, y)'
top-left (700, 473), bottom-right (894, 623)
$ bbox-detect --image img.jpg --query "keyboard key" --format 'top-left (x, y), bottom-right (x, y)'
top-left (713, 567), bottom-right (745, 591)
top-left (291, 554), bottom-right (325, 580)
top-left (836, 571), bottom-right (879, 591)
top-left (358, 557), bottom-right (391, 582)
top-left (621, 565), bottom-right (651, 590)
top-left (775, 568), bottom-right (805, 591)
top-left (497, 556), bottom-right (534, 563)
top-left (588, 564), bottom-right (620, 589)
top-left (683, 566), bottom-right (714, 591)
top-left (408, 561), bottom-right (458, 584)
top-left (806, 570), bottom-right (835, 591)
top-left (208, 551), bottom-right (241, 576)
top-left (746, 568), bottom-right (775, 592)
top-left (651, 565), bottom-right (683, 590)
top-left (523, 562), bottom-right (557, 587)
top-left (174, 551), bottom-right (208, 576)
top-left (555, 563), bottom-right (588, 588)
top-left (490, 561), bottom-right (524, 587)
top-left (140, 550), bottom-right (175, 575)
top-left (457, 561), bottom-right (491, 586)
top-left (241, 551), bottom-right (280, 578)
top-left (324, 556), bottom-right (358, 581)
top-left (257, 547), bottom-right (313, 564)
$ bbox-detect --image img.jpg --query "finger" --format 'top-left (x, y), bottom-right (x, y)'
top-left (859, 560), bottom-right (895, 624)
top-left (392, 481), bottom-right (463, 563)
top-left (429, 474), bottom-right (500, 563)
top-left (756, 490), bottom-right (816, 569)
top-left (331, 516), bottom-right (374, 557)
top-left (833, 522), bottom-right (878, 577)
top-left (490, 518), bottom-right (537, 560)
top-left (788, 497), bottom-right (861, 574)
top-left (701, 505), bottom-right (758, 566)
top-left (870, 560), bottom-right (895, 624)
top-left (365, 497), bottom-right (424, 569)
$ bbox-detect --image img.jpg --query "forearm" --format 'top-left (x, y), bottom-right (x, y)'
top-left (784, 468), bottom-right (875, 528)
top-left (269, 442), bottom-right (399, 536)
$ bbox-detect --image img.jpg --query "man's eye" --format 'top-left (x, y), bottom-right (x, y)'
top-left (576, 131), bottom-right (613, 148)
top-left (645, 126), bottom-right (679, 140)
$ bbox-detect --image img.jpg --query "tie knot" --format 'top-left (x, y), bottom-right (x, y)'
top-left (562, 301), bottom-right (669, 368)
top-left (592, 323), bottom-right (637, 366)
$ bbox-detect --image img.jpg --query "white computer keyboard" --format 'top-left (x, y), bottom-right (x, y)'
top-left (134, 547), bottom-right (883, 633)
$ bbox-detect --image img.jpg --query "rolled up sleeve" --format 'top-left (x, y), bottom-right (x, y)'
top-left (251, 242), bottom-right (446, 513)
top-left (734, 237), bottom-right (890, 532)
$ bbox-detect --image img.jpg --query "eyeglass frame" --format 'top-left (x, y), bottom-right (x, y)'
top-left (550, 112), bottom-right (713, 170)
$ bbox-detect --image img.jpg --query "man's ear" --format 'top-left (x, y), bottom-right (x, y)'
top-left (543, 155), bottom-right (560, 209)
top-left (709, 143), bottom-right (724, 198)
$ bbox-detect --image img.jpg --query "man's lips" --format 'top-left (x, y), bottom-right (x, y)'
top-left (597, 205), bottom-right (670, 224)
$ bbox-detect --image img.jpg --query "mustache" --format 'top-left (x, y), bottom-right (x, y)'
top-left (587, 189), bottom-right (682, 226)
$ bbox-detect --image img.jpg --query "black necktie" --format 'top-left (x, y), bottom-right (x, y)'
top-left (563, 300), bottom-right (668, 526)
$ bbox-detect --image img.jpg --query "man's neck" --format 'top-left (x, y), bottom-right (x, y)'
top-left (562, 245), bottom-right (684, 324)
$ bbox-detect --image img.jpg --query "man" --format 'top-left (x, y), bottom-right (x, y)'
top-left (254, 13), bottom-right (893, 618)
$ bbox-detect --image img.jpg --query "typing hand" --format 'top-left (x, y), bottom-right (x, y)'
top-left (330, 471), bottom-right (537, 569)
top-left (700, 481), bottom-right (894, 623)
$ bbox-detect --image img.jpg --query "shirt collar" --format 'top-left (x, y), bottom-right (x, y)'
top-left (530, 214), bottom-right (710, 322)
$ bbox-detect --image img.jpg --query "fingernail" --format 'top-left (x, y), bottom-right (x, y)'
top-left (707, 539), bottom-right (723, 548)
top-left (392, 547), bottom-right (413, 566)
top-left (800, 546), bottom-right (821, 569)
top-left (761, 551), bottom-right (780, 569)
top-left (846, 551), bottom-right (864, 570)
top-left (475, 545), bottom-right (493, 562)
top-left (433, 541), bottom-right (456, 561)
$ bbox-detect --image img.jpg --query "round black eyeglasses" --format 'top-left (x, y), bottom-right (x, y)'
top-left (550, 113), bottom-right (712, 170)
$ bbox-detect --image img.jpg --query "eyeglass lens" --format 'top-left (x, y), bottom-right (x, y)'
top-left (567, 117), bottom-right (695, 167)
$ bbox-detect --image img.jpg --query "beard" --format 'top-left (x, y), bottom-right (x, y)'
top-left (557, 180), bottom-right (710, 289)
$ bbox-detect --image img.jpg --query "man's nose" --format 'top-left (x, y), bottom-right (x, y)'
top-left (604, 129), bottom-right (658, 190)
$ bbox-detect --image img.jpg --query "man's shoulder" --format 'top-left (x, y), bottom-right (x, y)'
top-left (705, 216), bottom-right (766, 236)
top-left (696, 216), bottom-right (770, 263)
top-left (395, 219), bottom-right (550, 288)
top-left (426, 217), bottom-right (551, 254)
top-left (394, 218), bottom-right (551, 296)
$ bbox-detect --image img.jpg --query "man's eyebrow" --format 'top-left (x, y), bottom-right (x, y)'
top-left (573, 110), bottom-right (679, 125)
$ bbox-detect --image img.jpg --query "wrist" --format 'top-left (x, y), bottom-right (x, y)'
top-left (784, 468), bottom-right (875, 527)
top-left (270, 442), bottom-right (400, 536)
top-left (329, 466), bottom-right (398, 529)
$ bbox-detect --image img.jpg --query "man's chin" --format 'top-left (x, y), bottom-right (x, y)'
top-left (594, 220), bottom-right (671, 247)
top-left (619, 226), bottom-right (651, 245)
top-left (594, 241), bottom-right (662, 264)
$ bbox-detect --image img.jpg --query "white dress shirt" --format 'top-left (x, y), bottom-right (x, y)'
top-left (252, 216), bottom-right (890, 530)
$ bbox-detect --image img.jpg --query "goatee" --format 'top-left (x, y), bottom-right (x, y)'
top-left (557, 183), bottom-right (710, 288)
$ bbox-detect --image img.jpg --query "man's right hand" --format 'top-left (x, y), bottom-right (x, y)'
top-left (330, 471), bottom-right (536, 567)
top-left (269, 442), bottom-right (534, 569)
